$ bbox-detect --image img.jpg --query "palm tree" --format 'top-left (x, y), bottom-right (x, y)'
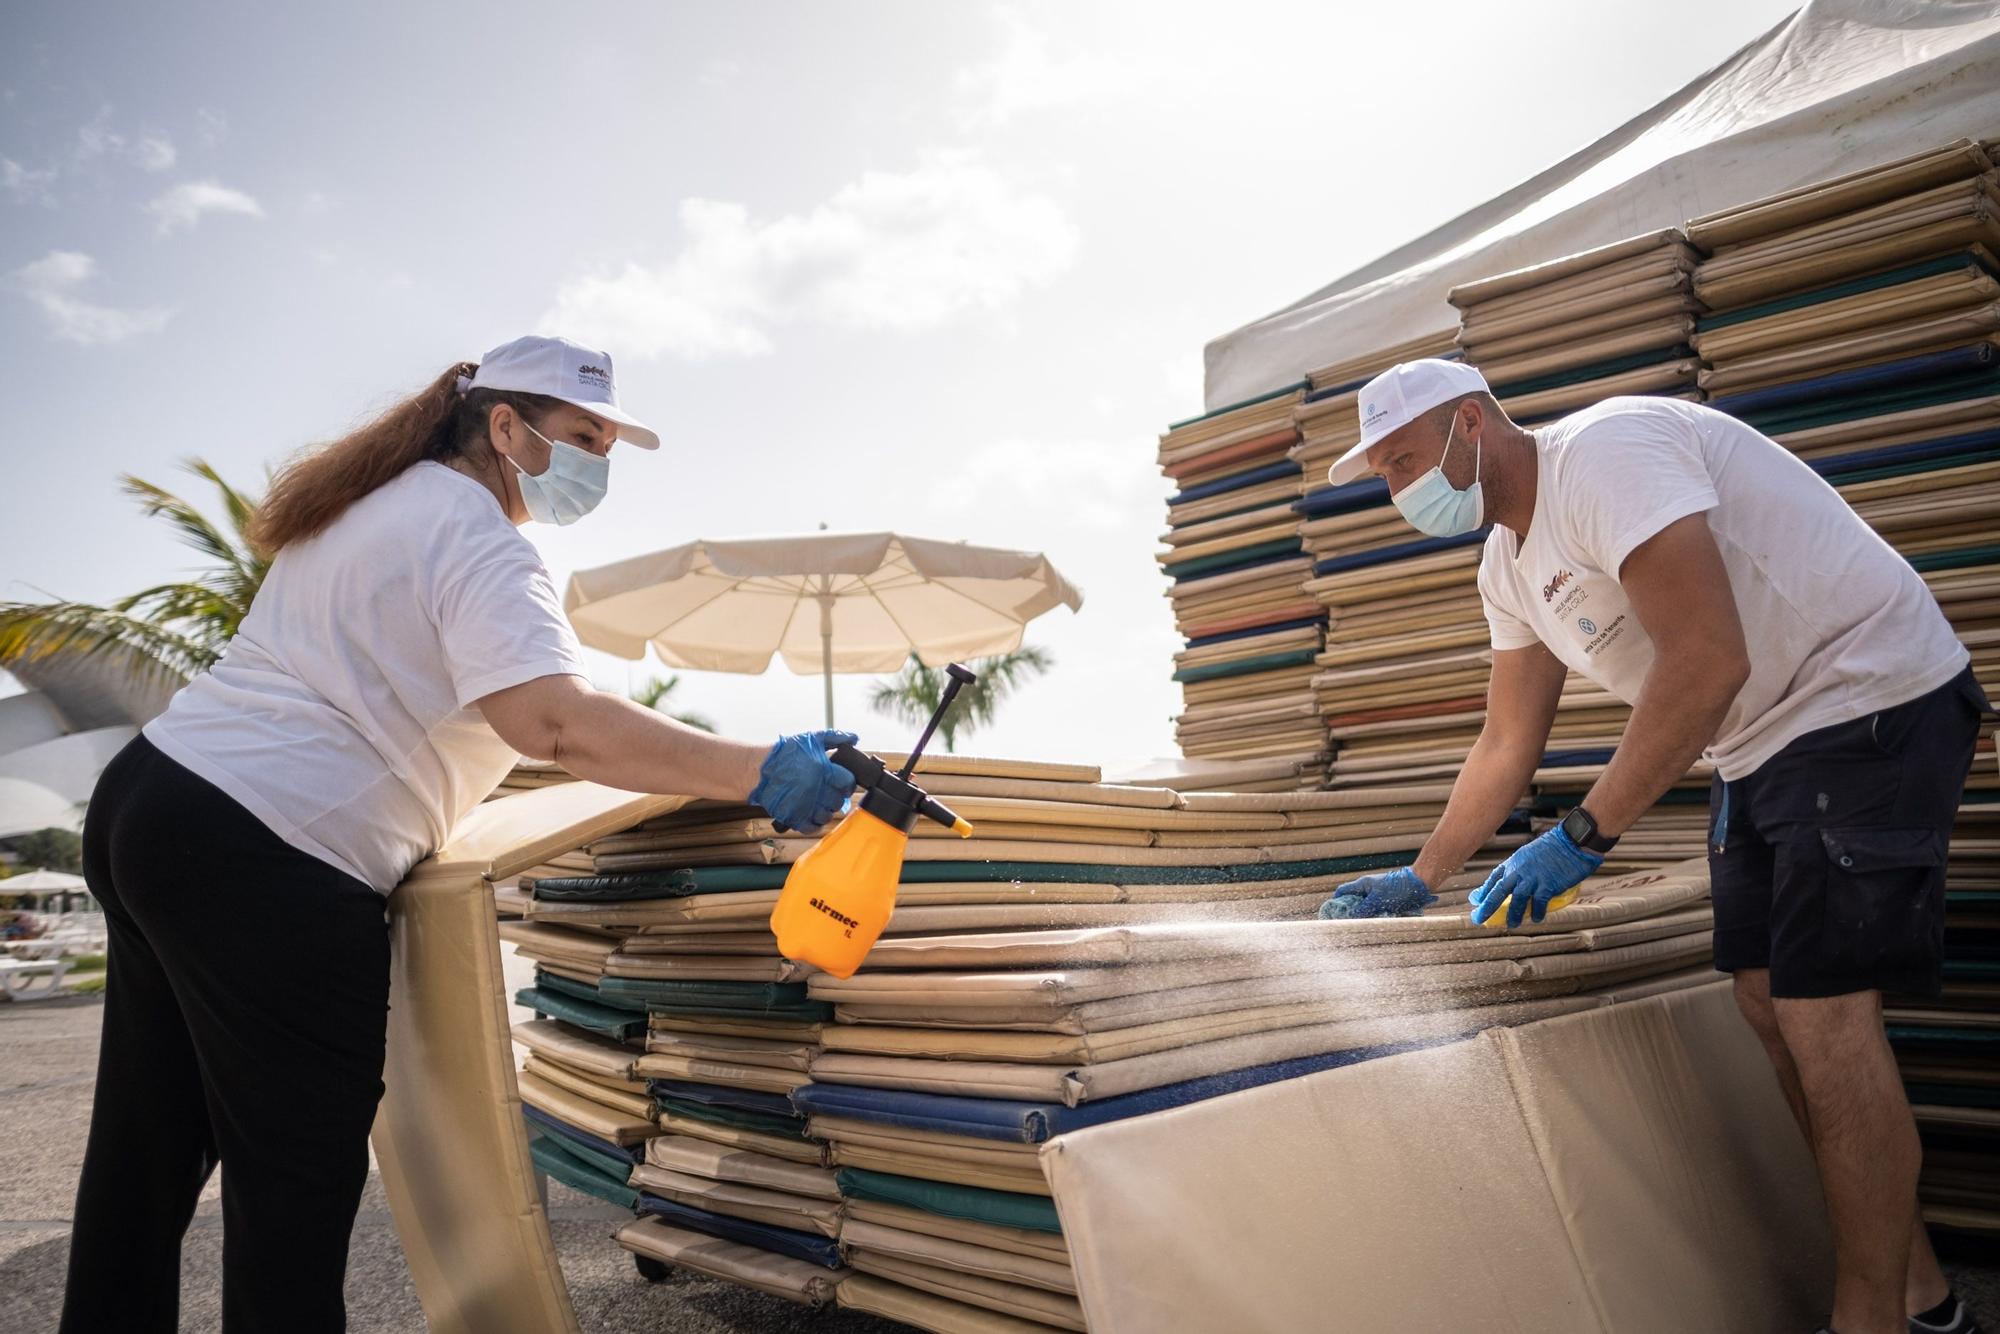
top-left (632, 674), bottom-right (716, 733)
top-left (868, 646), bottom-right (1053, 753)
top-left (0, 461), bottom-right (265, 686)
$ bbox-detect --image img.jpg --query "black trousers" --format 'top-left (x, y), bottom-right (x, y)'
top-left (61, 735), bottom-right (390, 1334)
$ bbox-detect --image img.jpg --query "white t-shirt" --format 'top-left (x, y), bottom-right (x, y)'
top-left (144, 462), bottom-right (589, 891)
top-left (1477, 396), bottom-right (1967, 781)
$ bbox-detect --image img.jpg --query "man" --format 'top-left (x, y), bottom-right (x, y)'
top-left (1318, 360), bottom-right (1986, 1334)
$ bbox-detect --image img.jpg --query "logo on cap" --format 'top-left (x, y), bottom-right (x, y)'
top-left (577, 363), bottom-right (611, 389)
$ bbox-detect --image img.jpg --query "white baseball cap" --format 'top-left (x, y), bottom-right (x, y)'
top-left (1325, 358), bottom-right (1489, 486)
top-left (462, 334), bottom-right (660, 450)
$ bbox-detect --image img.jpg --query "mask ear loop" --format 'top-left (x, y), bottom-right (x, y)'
top-left (1443, 406), bottom-right (1481, 494)
top-left (1439, 405), bottom-right (1485, 529)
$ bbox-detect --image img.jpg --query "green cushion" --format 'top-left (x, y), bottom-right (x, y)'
top-left (836, 1167), bottom-right (1062, 1234)
top-left (1172, 648), bottom-right (1320, 684)
top-left (597, 978), bottom-right (810, 1007)
top-left (529, 1136), bottom-right (639, 1210)
top-left (1899, 1083), bottom-right (2000, 1109)
top-left (514, 986), bottom-right (647, 1041)
top-left (531, 1127), bottom-right (640, 1183)
top-left (1490, 345), bottom-right (1694, 399)
top-left (658, 1097), bottom-right (814, 1140)
top-left (1831, 448), bottom-right (2000, 487)
top-left (1167, 380), bottom-right (1308, 431)
top-left (1741, 368), bottom-right (2000, 434)
top-left (534, 971), bottom-right (648, 1013)
top-left (1908, 545), bottom-right (2000, 573)
top-left (1698, 253), bottom-right (1997, 332)
top-left (1162, 538), bottom-right (1302, 580)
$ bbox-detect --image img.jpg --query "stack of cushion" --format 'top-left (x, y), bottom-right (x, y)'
top-left (1686, 137), bottom-right (2000, 1237)
top-left (503, 963), bottom-right (659, 1214)
top-left (497, 751), bottom-right (1718, 1330)
top-left (1156, 386), bottom-right (1328, 786)
top-left (798, 857), bottom-right (1716, 1330)
top-left (1450, 228), bottom-right (1706, 421)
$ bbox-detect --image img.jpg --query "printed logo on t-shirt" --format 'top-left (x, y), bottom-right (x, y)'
top-left (1580, 614), bottom-right (1628, 656)
top-left (1542, 569), bottom-right (1574, 602)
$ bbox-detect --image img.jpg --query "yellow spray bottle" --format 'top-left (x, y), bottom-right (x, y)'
top-left (770, 663), bottom-right (977, 979)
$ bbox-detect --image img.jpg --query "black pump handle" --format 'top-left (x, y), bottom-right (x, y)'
top-left (899, 662), bottom-right (977, 781)
top-left (828, 743), bottom-right (882, 785)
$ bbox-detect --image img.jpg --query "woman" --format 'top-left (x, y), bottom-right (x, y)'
top-left (60, 335), bottom-right (857, 1333)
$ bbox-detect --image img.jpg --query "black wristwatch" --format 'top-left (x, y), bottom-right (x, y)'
top-left (1560, 805), bottom-right (1620, 854)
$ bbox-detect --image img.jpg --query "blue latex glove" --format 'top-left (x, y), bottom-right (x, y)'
top-left (1469, 825), bottom-right (1604, 928)
top-left (1318, 866), bottom-right (1437, 919)
top-left (751, 730), bottom-right (859, 834)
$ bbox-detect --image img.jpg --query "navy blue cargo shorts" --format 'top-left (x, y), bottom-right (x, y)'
top-left (1708, 666), bottom-right (1987, 999)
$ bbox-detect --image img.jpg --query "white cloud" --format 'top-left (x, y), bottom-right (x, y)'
top-left (2, 157), bottom-right (57, 205)
top-left (72, 108), bottom-right (177, 172)
top-left (954, 4), bottom-right (1150, 130)
top-left (131, 134), bottom-right (176, 172)
top-left (74, 110), bottom-right (122, 163)
top-left (195, 108), bottom-right (227, 149)
top-left (699, 58), bottom-right (742, 88)
top-left (543, 155), bottom-right (1077, 359)
top-left (145, 179), bottom-right (265, 234)
top-left (9, 251), bottom-right (172, 345)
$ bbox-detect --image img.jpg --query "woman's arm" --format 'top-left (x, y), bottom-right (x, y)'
top-left (476, 672), bottom-right (766, 800)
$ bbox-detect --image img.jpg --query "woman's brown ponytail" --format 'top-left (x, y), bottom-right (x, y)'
top-left (246, 361), bottom-right (566, 557)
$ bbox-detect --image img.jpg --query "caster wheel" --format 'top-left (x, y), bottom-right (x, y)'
top-left (633, 1254), bottom-right (671, 1283)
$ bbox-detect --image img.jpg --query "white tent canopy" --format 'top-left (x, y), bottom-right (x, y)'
top-left (1203, 0), bottom-right (2000, 411)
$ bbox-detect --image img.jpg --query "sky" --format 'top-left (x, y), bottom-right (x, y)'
top-left (0, 0), bottom-right (1801, 773)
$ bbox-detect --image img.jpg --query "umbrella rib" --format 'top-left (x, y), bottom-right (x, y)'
top-left (643, 577), bottom-right (756, 638)
top-left (869, 588), bottom-right (928, 665)
top-left (908, 576), bottom-right (1037, 632)
top-left (633, 576), bottom-right (810, 666)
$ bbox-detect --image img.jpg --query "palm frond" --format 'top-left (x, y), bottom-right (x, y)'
top-left (182, 458), bottom-right (262, 547)
top-left (120, 462), bottom-right (269, 604)
top-left (116, 582), bottom-right (249, 646)
top-left (7, 462), bottom-right (264, 687)
top-left (120, 474), bottom-right (243, 572)
top-left (0, 601), bottom-right (215, 682)
top-left (867, 646), bottom-right (1053, 753)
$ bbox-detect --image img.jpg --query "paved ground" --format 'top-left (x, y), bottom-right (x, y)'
top-left (0, 995), bottom-right (898, 1334)
top-left (4, 993), bottom-right (1995, 1333)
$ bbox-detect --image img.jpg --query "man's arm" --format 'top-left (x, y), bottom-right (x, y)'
top-left (1409, 640), bottom-right (1568, 886)
top-left (475, 673), bottom-right (768, 801)
top-left (1579, 512), bottom-right (1750, 835)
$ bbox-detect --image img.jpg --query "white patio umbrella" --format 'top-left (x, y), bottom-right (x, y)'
top-left (564, 532), bottom-right (1083, 726)
top-left (1, 869), bottom-right (88, 893)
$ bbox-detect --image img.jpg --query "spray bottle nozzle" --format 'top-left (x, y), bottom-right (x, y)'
top-left (825, 663), bottom-right (978, 837)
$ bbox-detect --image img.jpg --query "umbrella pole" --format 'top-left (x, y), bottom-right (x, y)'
top-left (818, 589), bottom-right (835, 729)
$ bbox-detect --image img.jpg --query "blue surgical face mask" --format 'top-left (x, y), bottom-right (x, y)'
top-left (1390, 412), bottom-right (1483, 538)
top-left (511, 420), bottom-right (609, 525)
